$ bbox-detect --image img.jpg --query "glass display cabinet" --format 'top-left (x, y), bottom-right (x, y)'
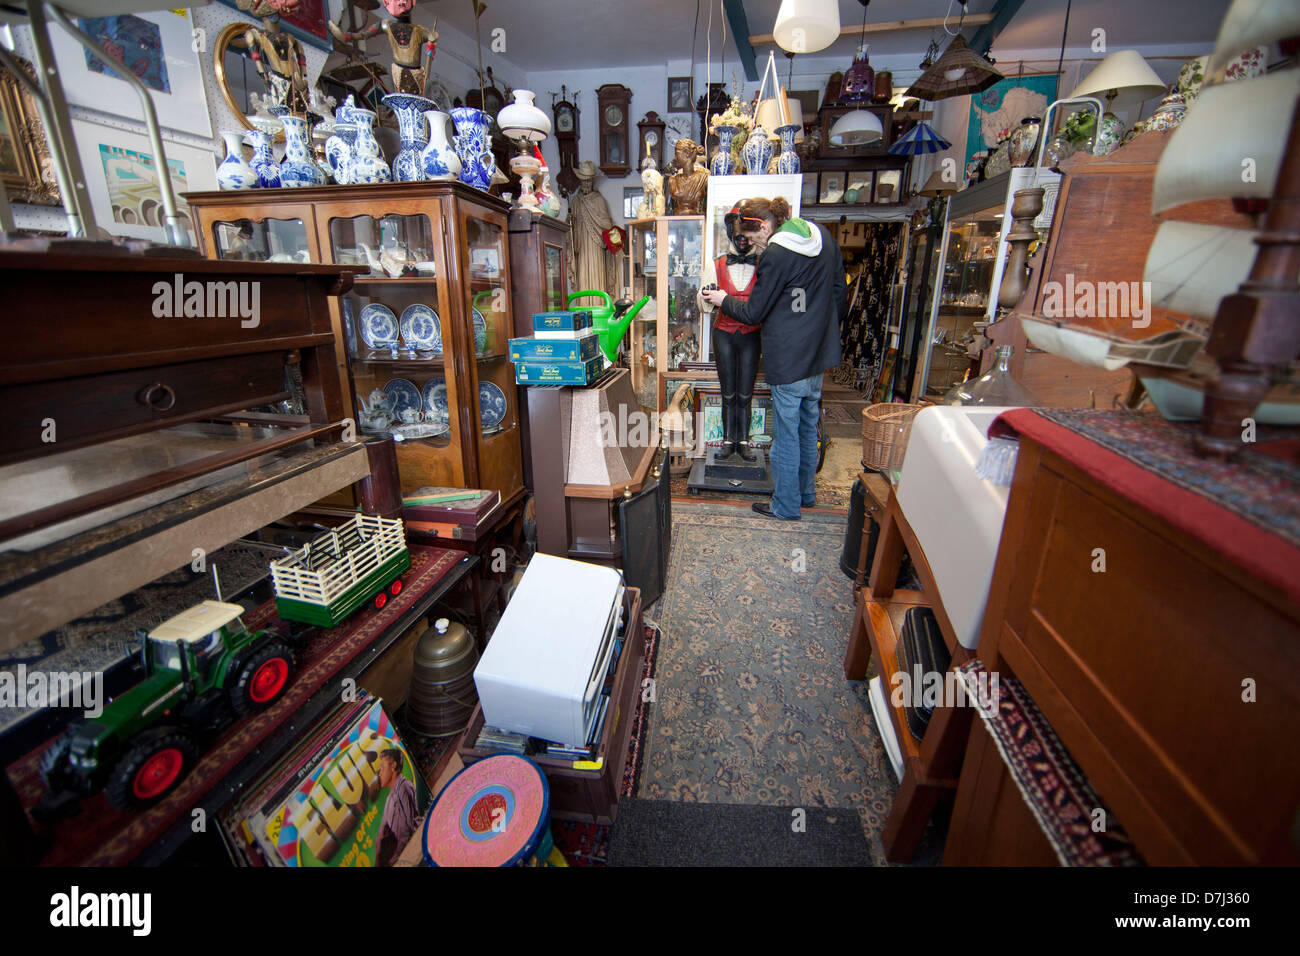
top-left (627, 214), bottom-right (706, 411)
top-left (914, 168), bottom-right (1060, 400)
top-left (186, 182), bottom-right (524, 504)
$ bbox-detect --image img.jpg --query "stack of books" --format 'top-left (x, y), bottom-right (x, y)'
top-left (510, 309), bottom-right (604, 386)
top-left (402, 486), bottom-right (501, 541)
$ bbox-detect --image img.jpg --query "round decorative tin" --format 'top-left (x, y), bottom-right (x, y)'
top-left (422, 754), bottom-right (549, 867)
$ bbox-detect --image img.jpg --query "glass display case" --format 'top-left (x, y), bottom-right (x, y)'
top-left (627, 215), bottom-right (706, 411)
top-left (185, 182), bottom-right (524, 504)
top-left (915, 168), bottom-right (1060, 400)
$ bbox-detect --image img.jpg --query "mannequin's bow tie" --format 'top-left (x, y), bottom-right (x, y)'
top-left (726, 252), bottom-right (757, 265)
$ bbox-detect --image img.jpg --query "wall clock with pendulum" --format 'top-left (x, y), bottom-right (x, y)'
top-left (596, 83), bottom-right (632, 177)
top-left (637, 111), bottom-right (666, 171)
top-left (552, 86), bottom-right (580, 196)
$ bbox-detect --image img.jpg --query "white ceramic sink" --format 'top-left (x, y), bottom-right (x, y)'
top-left (896, 406), bottom-right (1018, 649)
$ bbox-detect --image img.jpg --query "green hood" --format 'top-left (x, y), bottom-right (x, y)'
top-left (767, 217), bottom-right (822, 257)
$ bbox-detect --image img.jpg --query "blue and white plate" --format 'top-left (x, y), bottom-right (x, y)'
top-left (479, 381), bottom-right (507, 429)
top-left (472, 308), bottom-right (489, 354)
top-left (422, 377), bottom-right (450, 425)
top-left (382, 377), bottom-right (423, 421)
top-left (400, 303), bottom-right (442, 352)
top-left (359, 302), bottom-right (399, 350)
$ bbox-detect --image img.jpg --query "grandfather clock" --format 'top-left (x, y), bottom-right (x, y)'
top-left (596, 83), bottom-right (632, 178)
top-left (552, 86), bottom-right (580, 196)
top-left (637, 111), bottom-right (666, 171)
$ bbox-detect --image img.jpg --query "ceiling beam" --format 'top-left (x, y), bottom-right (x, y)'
top-left (969, 0), bottom-right (1028, 55)
top-left (724, 0), bottom-right (760, 82)
top-left (749, 13), bottom-right (996, 48)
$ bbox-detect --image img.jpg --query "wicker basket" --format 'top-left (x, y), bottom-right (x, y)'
top-left (861, 403), bottom-right (924, 473)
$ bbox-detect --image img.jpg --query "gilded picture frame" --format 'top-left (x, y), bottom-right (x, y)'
top-left (0, 56), bottom-right (59, 207)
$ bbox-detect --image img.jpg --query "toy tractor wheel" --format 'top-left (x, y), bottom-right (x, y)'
top-left (106, 728), bottom-right (196, 811)
top-left (230, 642), bottom-right (294, 717)
top-left (374, 591), bottom-right (387, 610)
top-left (389, 577), bottom-right (403, 597)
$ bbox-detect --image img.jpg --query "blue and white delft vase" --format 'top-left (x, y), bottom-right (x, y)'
top-left (775, 124), bottom-right (801, 175)
top-left (382, 92), bottom-right (433, 182)
top-left (420, 110), bottom-right (462, 182)
top-left (742, 124), bottom-right (773, 175)
top-left (275, 112), bottom-right (326, 188)
top-left (216, 131), bottom-right (258, 190)
top-left (710, 124), bottom-right (737, 175)
top-left (243, 127), bottom-right (280, 188)
top-left (346, 107), bottom-right (392, 184)
top-left (324, 96), bottom-right (357, 185)
top-left (450, 107), bottom-right (494, 190)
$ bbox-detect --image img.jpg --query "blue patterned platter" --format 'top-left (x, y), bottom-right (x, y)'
top-left (472, 308), bottom-right (489, 354)
top-left (422, 377), bottom-right (450, 426)
top-left (400, 303), bottom-right (442, 352)
top-left (382, 377), bottom-right (423, 421)
top-left (359, 302), bottom-right (399, 350)
top-left (479, 380), bottom-right (507, 430)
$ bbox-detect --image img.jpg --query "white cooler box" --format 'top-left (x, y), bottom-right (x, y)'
top-left (473, 553), bottom-right (625, 747)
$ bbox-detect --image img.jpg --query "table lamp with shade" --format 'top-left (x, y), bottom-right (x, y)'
top-left (497, 89), bottom-right (552, 210)
top-left (1068, 50), bottom-right (1167, 155)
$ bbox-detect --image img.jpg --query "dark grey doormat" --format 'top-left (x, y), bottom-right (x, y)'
top-left (606, 799), bottom-right (872, 867)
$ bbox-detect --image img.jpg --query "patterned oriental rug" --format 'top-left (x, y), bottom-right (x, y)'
top-left (8, 545), bottom-right (463, 866)
top-left (956, 659), bottom-right (1143, 866)
top-left (991, 408), bottom-right (1300, 605)
top-left (635, 500), bottom-right (892, 864)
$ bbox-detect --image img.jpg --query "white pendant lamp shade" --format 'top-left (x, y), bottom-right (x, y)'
top-left (829, 109), bottom-right (883, 147)
top-left (774, 0), bottom-right (841, 54)
top-left (1069, 50), bottom-right (1166, 108)
top-left (498, 89), bottom-right (551, 143)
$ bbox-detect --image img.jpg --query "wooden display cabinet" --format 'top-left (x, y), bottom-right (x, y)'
top-left (187, 181), bottom-right (524, 506)
top-left (627, 214), bottom-right (707, 411)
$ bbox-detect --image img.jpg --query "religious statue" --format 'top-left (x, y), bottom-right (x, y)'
top-left (238, 0), bottom-right (311, 116)
top-left (636, 157), bottom-right (665, 219)
top-left (329, 0), bottom-right (437, 97)
top-left (667, 138), bottom-right (708, 215)
top-left (566, 160), bottom-right (619, 296)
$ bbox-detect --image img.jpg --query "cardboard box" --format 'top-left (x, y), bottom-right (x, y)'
top-left (514, 356), bottom-right (604, 386)
top-left (509, 331), bottom-right (600, 363)
top-left (532, 309), bottom-right (593, 333)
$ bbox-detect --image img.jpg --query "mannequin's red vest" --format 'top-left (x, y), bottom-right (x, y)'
top-left (713, 254), bottom-right (760, 335)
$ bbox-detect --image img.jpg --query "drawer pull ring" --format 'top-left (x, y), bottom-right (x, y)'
top-left (140, 382), bottom-right (176, 411)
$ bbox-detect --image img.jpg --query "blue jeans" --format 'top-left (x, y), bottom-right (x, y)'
top-left (768, 374), bottom-right (822, 519)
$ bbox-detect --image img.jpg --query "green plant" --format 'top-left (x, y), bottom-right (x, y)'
top-left (1061, 110), bottom-right (1097, 146)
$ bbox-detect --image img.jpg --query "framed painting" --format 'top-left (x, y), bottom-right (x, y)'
top-left (0, 56), bottom-right (59, 206)
top-left (668, 76), bottom-right (693, 113)
top-left (217, 0), bottom-right (331, 52)
top-left (48, 10), bottom-right (211, 138)
top-left (70, 117), bottom-right (218, 244)
top-left (701, 173), bottom-right (801, 360)
top-left (692, 386), bottom-right (774, 456)
top-left (964, 73), bottom-right (1059, 170)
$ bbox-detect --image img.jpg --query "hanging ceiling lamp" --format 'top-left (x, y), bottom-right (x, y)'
top-left (773, 0), bottom-right (841, 54)
top-left (829, 108), bottom-right (883, 146)
top-left (905, 1), bottom-right (1003, 101)
top-left (828, 0), bottom-right (882, 146)
top-left (888, 122), bottom-right (952, 155)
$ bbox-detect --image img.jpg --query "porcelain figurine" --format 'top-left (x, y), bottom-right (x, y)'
top-left (775, 124), bottom-right (801, 174)
top-left (273, 108), bottom-right (325, 187)
top-left (710, 124), bottom-right (738, 175)
top-left (637, 160), bottom-right (665, 218)
top-left (535, 151), bottom-right (562, 218)
top-left (450, 106), bottom-right (494, 190)
top-left (243, 127), bottom-right (280, 188)
top-left (346, 107), bottom-right (393, 184)
top-left (383, 92), bottom-right (433, 181)
top-left (216, 131), bottom-right (258, 190)
top-left (419, 109), bottom-right (461, 181)
top-left (741, 124), bottom-right (773, 175)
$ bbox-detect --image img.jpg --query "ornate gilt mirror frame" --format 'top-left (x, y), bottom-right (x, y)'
top-left (213, 21), bottom-right (283, 141)
top-left (0, 55), bottom-right (59, 206)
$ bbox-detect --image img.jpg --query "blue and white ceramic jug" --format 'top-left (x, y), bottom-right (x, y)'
top-left (420, 110), bottom-right (462, 182)
top-left (450, 107), bottom-right (494, 190)
top-left (244, 127), bottom-right (280, 188)
top-left (346, 107), bottom-right (392, 184)
top-left (216, 131), bottom-right (258, 190)
top-left (383, 92), bottom-right (433, 182)
top-left (276, 111), bottom-right (325, 188)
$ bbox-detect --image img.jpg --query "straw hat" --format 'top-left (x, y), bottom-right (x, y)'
top-left (575, 160), bottom-right (599, 180)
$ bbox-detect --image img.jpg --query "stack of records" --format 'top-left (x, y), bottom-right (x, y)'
top-left (217, 693), bottom-right (430, 867)
top-left (473, 725), bottom-right (531, 755)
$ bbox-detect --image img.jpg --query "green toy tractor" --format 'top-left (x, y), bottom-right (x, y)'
top-left (36, 601), bottom-right (293, 818)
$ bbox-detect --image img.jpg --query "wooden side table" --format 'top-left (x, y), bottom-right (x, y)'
top-left (845, 480), bottom-right (975, 862)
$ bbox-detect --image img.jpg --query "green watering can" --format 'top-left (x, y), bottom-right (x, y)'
top-left (567, 290), bottom-right (650, 363)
